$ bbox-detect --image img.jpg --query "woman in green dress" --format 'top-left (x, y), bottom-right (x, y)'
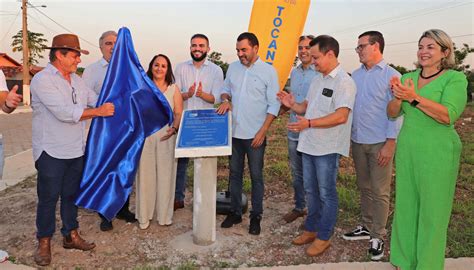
top-left (387, 29), bottom-right (467, 270)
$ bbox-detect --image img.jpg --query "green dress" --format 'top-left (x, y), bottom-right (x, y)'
top-left (390, 69), bottom-right (467, 270)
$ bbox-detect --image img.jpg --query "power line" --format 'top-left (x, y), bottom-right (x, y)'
top-left (28, 4), bottom-right (98, 48)
top-left (329, 1), bottom-right (472, 36)
top-left (28, 9), bottom-right (59, 36)
top-left (341, 33), bottom-right (474, 51)
top-left (0, 10), bottom-right (20, 44)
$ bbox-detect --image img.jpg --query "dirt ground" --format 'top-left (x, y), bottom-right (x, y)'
top-left (1, 105), bottom-right (472, 269)
top-left (0, 172), bottom-right (372, 269)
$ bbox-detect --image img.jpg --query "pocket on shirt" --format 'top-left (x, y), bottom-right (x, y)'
top-left (251, 77), bottom-right (267, 100)
top-left (318, 96), bottom-right (333, 113)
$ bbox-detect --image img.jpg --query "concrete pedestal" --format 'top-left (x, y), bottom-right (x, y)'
top-left (192, 157), bottom-right (217, 245)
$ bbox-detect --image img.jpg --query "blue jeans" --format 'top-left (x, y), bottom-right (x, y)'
top-left (229, 138), bottom-right (266, 218)
top-left (303, 152), bottom-right (340, 240)
top-left (35, 151), bottom-right (83, 238)
top-left (288, 139), bottom-right (305, 211)
top-left (175, 157), bottom-right (189, 202)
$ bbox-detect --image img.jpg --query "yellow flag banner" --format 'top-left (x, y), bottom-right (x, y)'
top-left (248, 0), bottom-right (310, 90)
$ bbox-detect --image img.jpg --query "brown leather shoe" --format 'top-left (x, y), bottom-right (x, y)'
top-left (292, 231), bottom-right (317, 245)
top-left (283, 209), bottom-right (307, 223)
top-left (63, 229), bottom-right (96, 251)
top-left (173, 200), bottom-right (184, 211)
top-left (306, 238), bottom-right (331, 256)
top-left (34, 237), bottom-right (51, 266)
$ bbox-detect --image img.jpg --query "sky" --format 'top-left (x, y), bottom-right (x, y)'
top-left (0, 0), bottom-right (473, 73)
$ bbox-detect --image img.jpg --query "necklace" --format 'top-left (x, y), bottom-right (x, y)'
top-left (420, 68), bottom-right (443, 80)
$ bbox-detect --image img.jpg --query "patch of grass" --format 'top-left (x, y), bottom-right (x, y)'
top-left (176, 260), bottom-right (199, 270)
top-left (447, 110), bottom-right (474, 257)
top-left (243, 176), bottom-right (252, 193)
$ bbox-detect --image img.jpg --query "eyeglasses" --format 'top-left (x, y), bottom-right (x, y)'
top-left (298, 45), bottom-right (311, 51)
top-left (355, 43), bottom-right (371, 52)
top-left (72, 87), bottom-right (77, 104)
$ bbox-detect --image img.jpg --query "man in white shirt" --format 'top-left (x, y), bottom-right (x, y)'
top-left (82, 31), bottom-right (117, 95)
top-left (173, 34), bottom-right (224, 210)
top-left (0, 70), bottom-right (22, 179)
top-left (83, 31), bottom-right (137, 231)
top-left (0, 70), bottom-right (21, 113)
top-left (279, 35), bottom-right (356, 256)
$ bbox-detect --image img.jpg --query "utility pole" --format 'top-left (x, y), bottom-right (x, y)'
top-left (21, 0), bottom-right (30, 105)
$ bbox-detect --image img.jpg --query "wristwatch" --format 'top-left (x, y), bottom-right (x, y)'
top-left (410, 98), bottom-right (420, 107)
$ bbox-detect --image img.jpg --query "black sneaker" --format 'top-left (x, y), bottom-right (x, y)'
top-left (221, 213), bottom-right (242, 228)
top-left (369, 238), bottom-right (384, 261)
top-left (342, 225), bottom-right (370, 240)
top-left (116, 209), bottom-right (138, 223)
top-left (100, 219), bottom-right (113, 231)
top-left (249, 216), bottom-right (261, 235)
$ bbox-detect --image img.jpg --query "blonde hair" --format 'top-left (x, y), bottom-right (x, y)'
top-left (416, 29), bottom-right (455, 69)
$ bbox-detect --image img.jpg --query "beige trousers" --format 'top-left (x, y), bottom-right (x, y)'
top-left (136, 127), bottom-right (177, 226)
top-left (352, 141), bottom-right (393, 239)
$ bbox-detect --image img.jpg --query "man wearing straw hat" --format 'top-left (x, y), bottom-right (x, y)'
top-left (30, 33), bottom-right (115, 266)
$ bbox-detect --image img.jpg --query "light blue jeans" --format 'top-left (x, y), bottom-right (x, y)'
top-left (288, 139), bottom-right (305, 211)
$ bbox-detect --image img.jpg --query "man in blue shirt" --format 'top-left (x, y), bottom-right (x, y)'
top-left (30, 34), bottom-right (115, 266)
top-left (282, 35), bottom-right (318, 224)
top-left (342, 31), bottom-right (401, 261)
top-left (216, 32), bottom-right (280, 235)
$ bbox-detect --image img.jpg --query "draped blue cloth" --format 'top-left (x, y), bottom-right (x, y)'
top-left (75, 27), bottom-right (173, 220)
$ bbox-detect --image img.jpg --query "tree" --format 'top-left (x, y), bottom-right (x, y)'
top-left (11, 30), bottom-right (48, 65)
top-left (453, 43), bottom-right (474, 102)
top-left (207, 51), bottom-right (229, 77)
top-left (389, 63), bottom-right (410, 75)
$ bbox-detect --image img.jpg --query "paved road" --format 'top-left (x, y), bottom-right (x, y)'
top-left (0, 107), bottom-right (32, 158)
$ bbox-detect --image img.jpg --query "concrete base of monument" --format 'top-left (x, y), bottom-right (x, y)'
top-left (169, 230), bottom-right (233, 254)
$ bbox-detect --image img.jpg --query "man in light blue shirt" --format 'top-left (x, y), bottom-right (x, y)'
top-left (30, 34), bottom-right (115, 266)
top-left (173, 34), bottom-right (224, 211)
top-left (282, 35), bottom-right (318, 224)
top-left (342, 31), bottom-right (401, 261)
top-left (217, 32), bottom-right (280, 235)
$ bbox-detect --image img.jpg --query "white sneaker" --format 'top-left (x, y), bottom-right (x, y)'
top-left (369, 238), bottom-right (384, 261)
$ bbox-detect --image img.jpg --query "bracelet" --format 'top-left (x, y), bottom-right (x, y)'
top-left (3, 102), bottom-right (13, 110)
top-left (171, 126), bottom-right (178, 134)
top-left (308, 119), bottom-right (311, 128)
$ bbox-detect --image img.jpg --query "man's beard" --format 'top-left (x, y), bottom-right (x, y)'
top-left (191, 51), bottom-right (207, 62)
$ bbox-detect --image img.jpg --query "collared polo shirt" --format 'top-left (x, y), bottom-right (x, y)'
top-left (174, 59), bottom-right (224, 110)
top-left (31, 63), bottom-right (98, 161)
top-left (297, 65), bottom-right (356, 157)
top-left (288, 64), bottom-right (319, 141)
top-left (351, 60), bottom-right (402, 144)
top-left (221, 58), bottom-right (281, 139)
